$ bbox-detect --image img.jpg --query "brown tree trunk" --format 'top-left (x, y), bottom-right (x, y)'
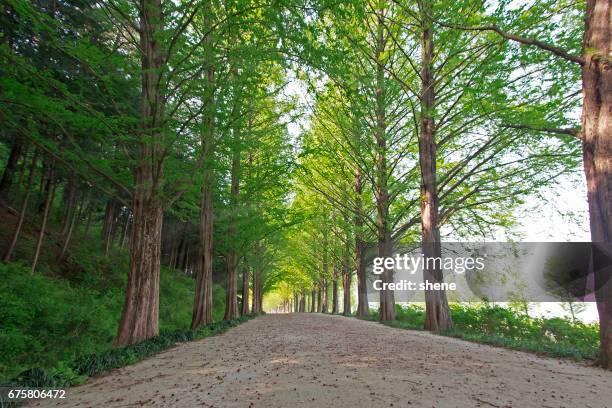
top-left (192, 177), bottom-right (214, 328)
top-left (332, 265), bottom-right (339, 314)
top-left (581, 0), bottom-right (611, 369)
top-left (342, 222), bottom-right (352, 315)
top-left (184, 247), bottom-right (190, 274)
top-left (176, 234), bottom-right (186, 269)
top-left (115, 194), bottom-right (163, 345)
top-left (322, 278), bottom-right (328, 313)
top-left (224, 249), bottom-right (238, 317)
top-left (31, 161), bottom-right (56, 274)
top-left (251, 268), bottom-right (258, 313)
top-left (15, 143), bottom-right (29, 191)
top-left (343, 272), bottom-right (352, 316)
top-left (4, 150), bottom-right (38, 262)
top-left (169, 241), bottom-right (177, 269)
top-left (57, 192), bottom-right (81, 262)
top-left (0, 137), bottom-right (22, 199)
top-left (310, 288), bottom-right (316, 312)
top-left (224, 148), bottom-right (240, 321)
top-left (120, 212), bottom-right (130, 250)
top-left (343, 263), bottom-right (352, 316)
top-left (253, 267), bottom-right (262, 314)
top-left (60, 176), bottom-right (77, 237)
top-left (102, 200), bottom-right (116, 256)
top-left (241, 257), bottom-right (250, 316)
top-left (354, 171), bottom-right (369, 317)
top-left (419, 2), bottom-right (452, 331)
top-left (115, 0), bottom-right (165, 347)
top-left (37, 159), bottom-right (51, 214)
top-left (374, 7), bottom-right (396, 321)
top-left (378, 234), bottom-right (396, 321)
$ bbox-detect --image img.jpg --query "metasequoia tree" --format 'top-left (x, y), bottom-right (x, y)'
top-left (298, 0), bottom-right (581, 326)
top-left (432, 0), bottom-right (609, 366)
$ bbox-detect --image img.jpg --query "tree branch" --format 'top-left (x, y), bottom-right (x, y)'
top-left (501, 123), bottom-right (582, 140)
top-left (435, 21), bottom-right (584, 66)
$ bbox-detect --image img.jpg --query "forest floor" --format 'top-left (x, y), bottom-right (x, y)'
top-left (30, 314), bottom-right (611, 408)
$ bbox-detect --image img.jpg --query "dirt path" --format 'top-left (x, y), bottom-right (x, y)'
top-left (32, 314), bottom-right (611, 408)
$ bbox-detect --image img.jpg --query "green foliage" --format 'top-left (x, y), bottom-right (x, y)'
top-left (0, 258), bottom-right (226, 383)
top-left (377, 303), bottom-right (599, 360)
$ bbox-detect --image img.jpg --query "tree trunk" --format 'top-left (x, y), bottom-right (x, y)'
top-left (169, 241), bottom-right (177, 269)
top-left (374, 7), bottom-right (395, 321)
top-left (15, 143), bottom-right (29, 191)
top-left (322, 278), bottom-right (328, 313)
top-left (224, 148), bottom-right (241, 321)
top-left (31, 160), bottom-right (55, 274)
top-left (310, 288), bottom-right (316, 312)
top-left (251, 266), bottom-right (262, 314)
top-left (332, 265), bottom-right (339, 314)
top-left (354, 171), bottom-right (369, 317)
top-left (378, 233), bottom-right (396, 321)
top-left (175, 234), bottom-right (186, 269)
top-left (581, 0), bottom-right (611, 369)
top-left (251, 269), bottom-right (258, 313)
top-left (224, 249), bottom-right (238, 317)
top-left (115, 195), bottom-right (163, 345)
top-left (115, 0), bottom-right (165, 347)
top-left (299, 291), bottom-right (306, 312)
top-left (57, 192), bottom-right (81, 262)
top-left (37, 159), bottom-right (51, 214)
top-left (343, 268), bottom-right (352, 316)
top-left (102, 200), bottom-right (116, 256)
top-left (241, 257), bottom-right (250, 316)
top-left (0, 136), bottom-right (22, 199)
top-left (60, 176), bottom-right (77, 237)
top-left (120, 212), bottom-right (130, 250)
top-left (419, 1), bottom-right (452, 331)
top-left (191, 80), bottom-right (215, 328)
top-left (184, 247), bottom-right (190, 274)
top-left (4, 150), bottom-right (38, 262)
top-left (257, 282), bottom-right (262, 313)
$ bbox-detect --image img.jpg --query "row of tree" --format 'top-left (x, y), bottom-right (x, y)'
top-left (276, 0), bottom-right (610, 368)
top-left (0, 0), bottom-right (303, 346)
top-left (1, 0), bottom-right (609, 368)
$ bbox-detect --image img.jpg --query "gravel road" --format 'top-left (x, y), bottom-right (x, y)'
top-left (32, 313), bottom-right (612, 408)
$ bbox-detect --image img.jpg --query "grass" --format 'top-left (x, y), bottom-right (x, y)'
top-left (0, 229), bottom-right (231, 384)
top-left (3, 313), bottom-right (261, 389)
top-left (363, 303), bottom-right (599, 360)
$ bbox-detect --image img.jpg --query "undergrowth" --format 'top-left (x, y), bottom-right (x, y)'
top-left (3, 313), bottom-right (260, 389)
top-left (0, 241), bottom-right (227, 383)
top-left (366, 303), bottom-right (599, 360)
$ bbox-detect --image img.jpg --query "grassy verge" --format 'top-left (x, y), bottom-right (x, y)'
top-left (0, 258), bottom-right (229, 382)
top-left (3, 313), bottom-right (262, 389)
top-left (359, 303), bottom-right (599, 361)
